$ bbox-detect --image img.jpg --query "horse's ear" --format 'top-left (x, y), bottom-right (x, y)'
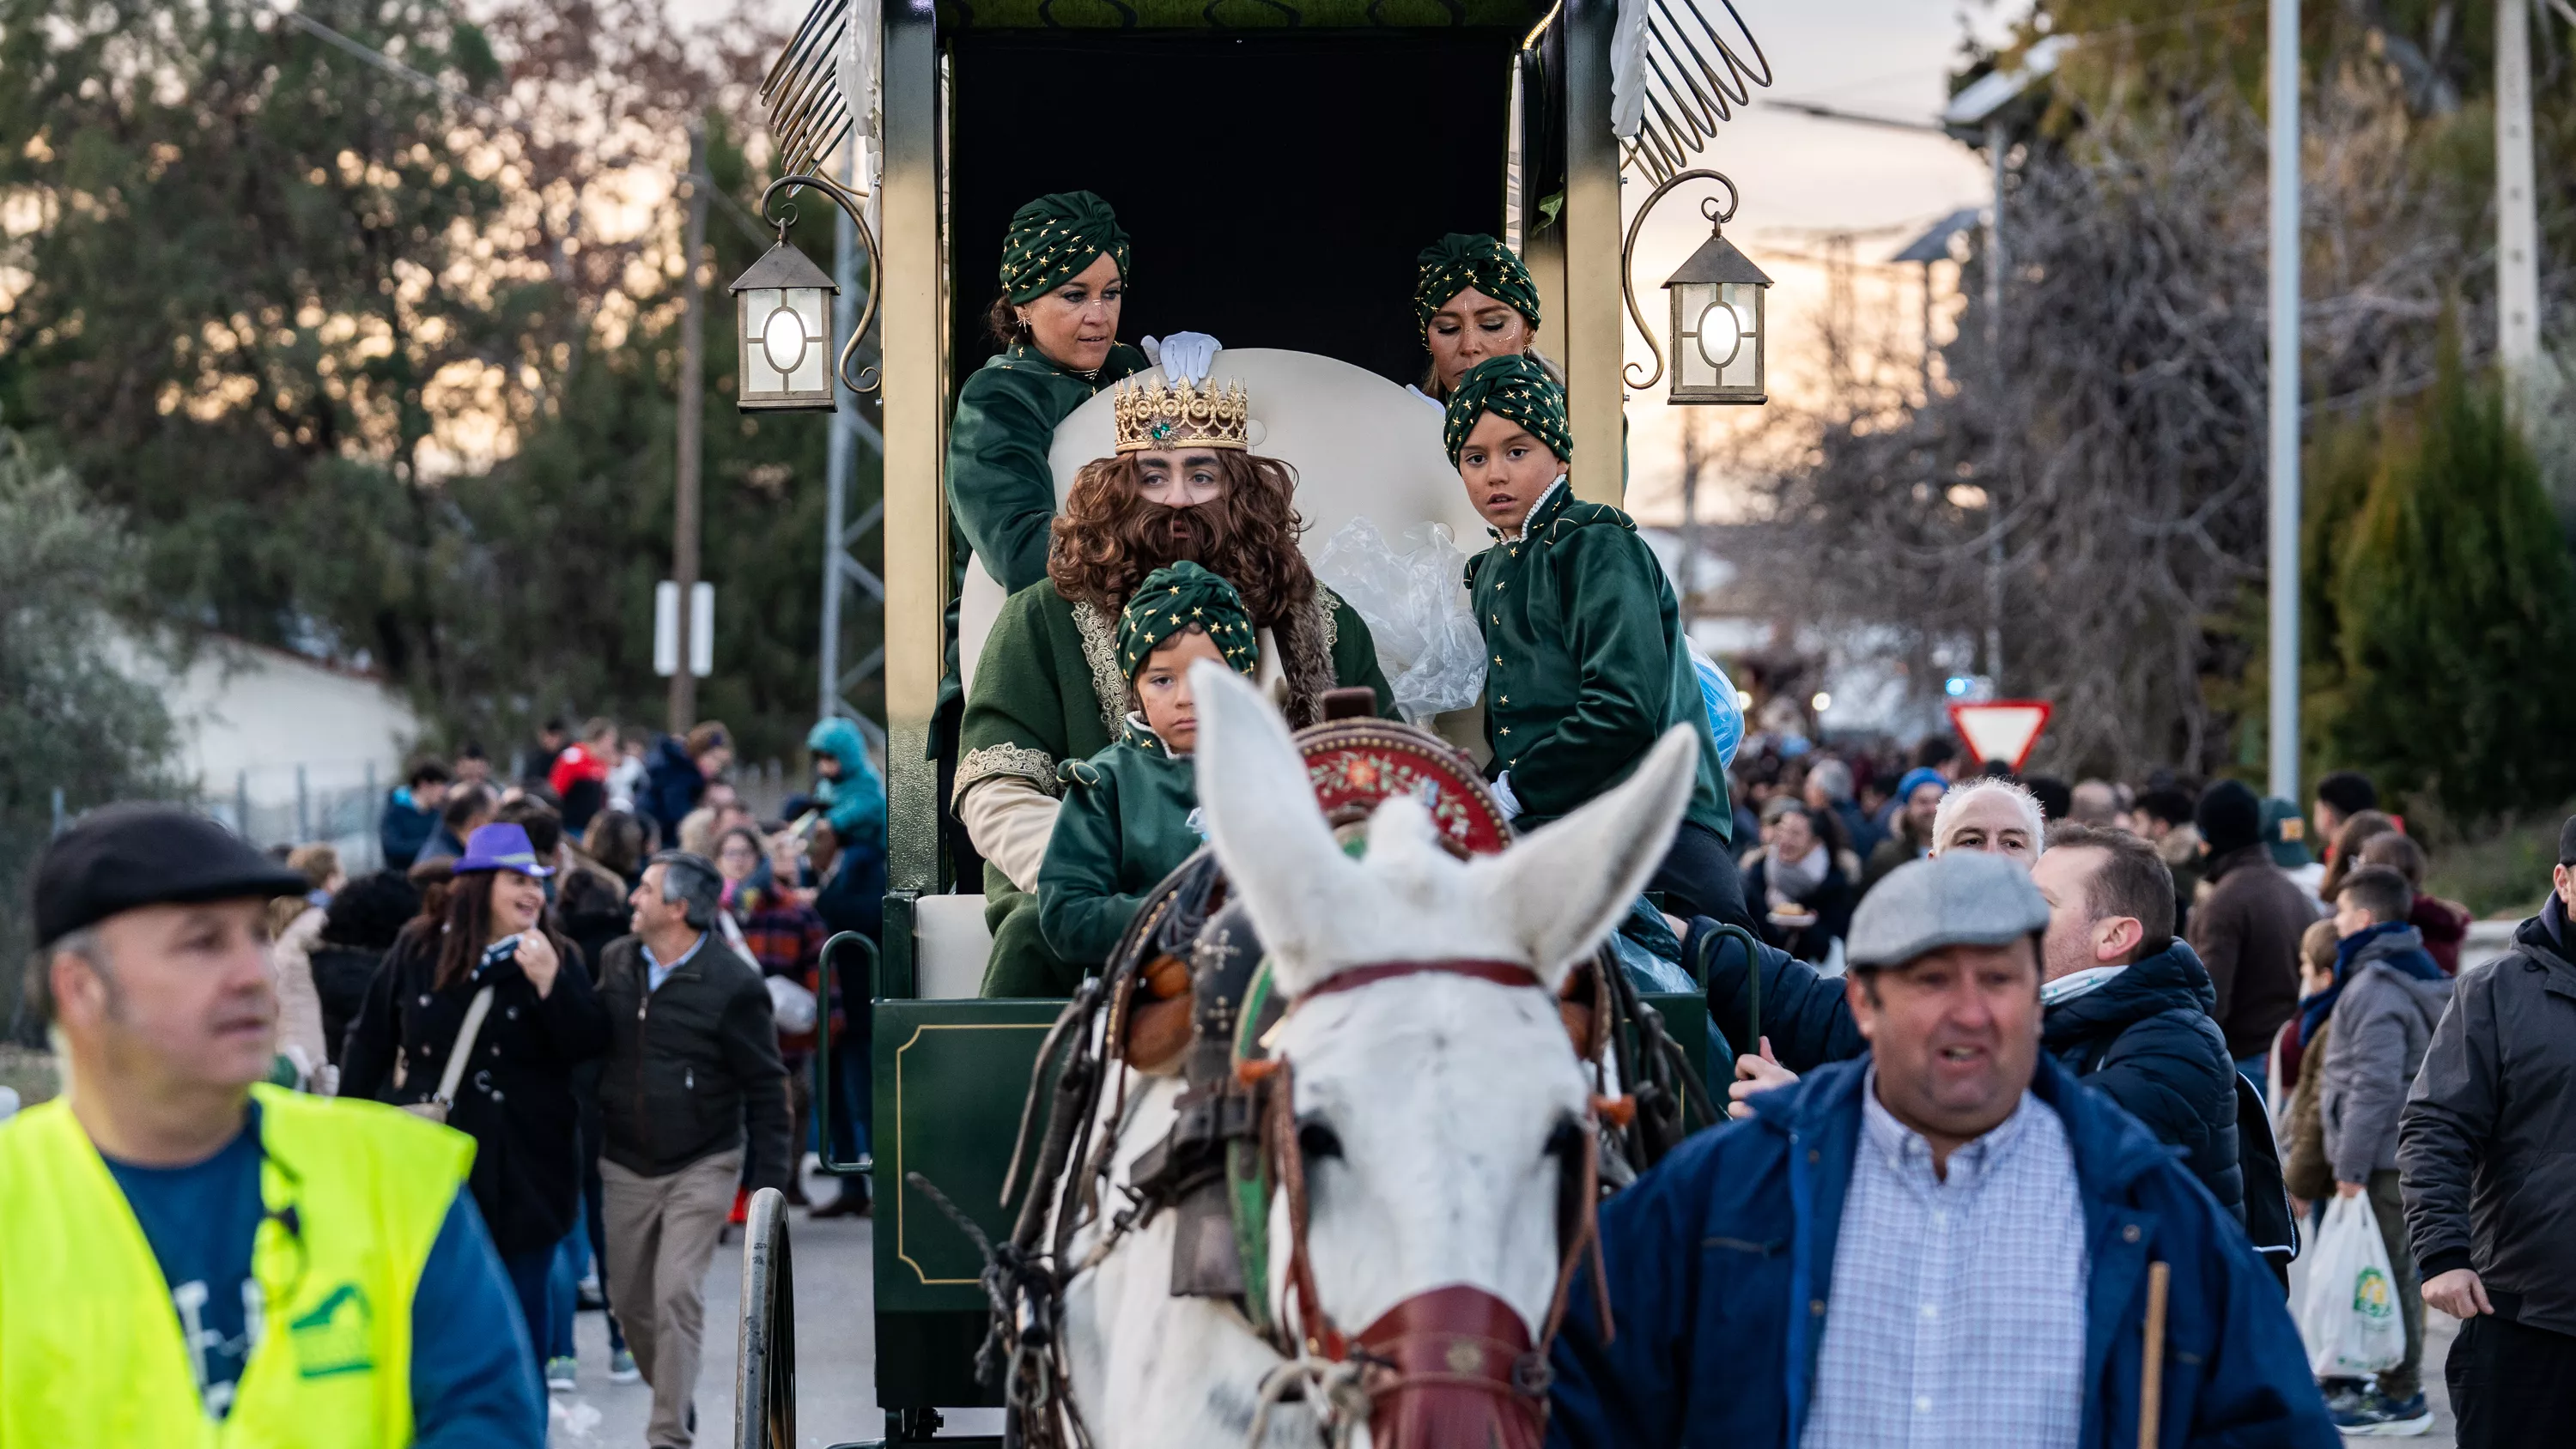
top-left (1189, 661), bottom-right (1363, 992)
top-left (1470, 726), bottom-right (1699, 991)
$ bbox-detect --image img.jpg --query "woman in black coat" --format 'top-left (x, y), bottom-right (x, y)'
top-left (340, 821), bottom-right (611, 1371)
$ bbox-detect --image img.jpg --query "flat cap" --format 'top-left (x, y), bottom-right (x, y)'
top-left (1845, 851), bottom-right (2050, 971)
top-left (33, 803), bottom-right (308, 947)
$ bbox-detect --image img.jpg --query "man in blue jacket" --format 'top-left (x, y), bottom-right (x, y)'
top-left (1552, 852), bottom-right (2330, 1448)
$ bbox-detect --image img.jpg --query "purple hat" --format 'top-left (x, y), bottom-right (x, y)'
top-left (454, 822), bottom-right (555, 877)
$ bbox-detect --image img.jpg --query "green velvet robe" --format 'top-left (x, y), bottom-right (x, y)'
top-left (947, 341), bottom-right (1149, 599)
top-left (1464, 482), bottom-right (1732, 838)
top-left (1034, 716), bottom-right (1206, 983)
top-left (961, 579), bottom-right (1395, 997)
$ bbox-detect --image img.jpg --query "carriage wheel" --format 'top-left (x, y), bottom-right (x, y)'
top-left (734, 1185), bottom-right (797, 1449)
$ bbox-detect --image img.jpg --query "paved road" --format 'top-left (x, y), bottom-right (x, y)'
top-left (549, 1177), bottom-right (894, 1449)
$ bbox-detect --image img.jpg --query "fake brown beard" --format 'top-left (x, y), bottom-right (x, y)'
top-left (1048, 458), bottom-right (1315, 627)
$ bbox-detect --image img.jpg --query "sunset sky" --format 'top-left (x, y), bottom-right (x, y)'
top-left (1617, 0), bottom-right (2020, 524)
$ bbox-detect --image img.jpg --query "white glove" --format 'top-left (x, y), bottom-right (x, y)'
top-left (1140, 331), bottom-right (1221, 384)
top-left (1493, 770), bottom-right (1524, 823)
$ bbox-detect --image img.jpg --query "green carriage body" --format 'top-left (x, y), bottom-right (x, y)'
top-left (765, 0), bottom-right (1665, 1440)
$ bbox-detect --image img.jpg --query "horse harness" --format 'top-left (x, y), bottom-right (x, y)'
top-left (964, 707), bottom-right (1712, 1448)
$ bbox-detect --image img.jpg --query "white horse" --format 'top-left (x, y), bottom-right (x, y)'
top-left (1050, 663), bottom-right (1698, 1448)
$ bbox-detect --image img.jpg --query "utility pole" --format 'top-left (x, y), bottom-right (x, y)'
top-left (2496, 0), bottom-right (2543, 418)
top-left (1983, 118), bottom-right (2008, 688)
top-left (2266, 0), bottom-right (2302, 803)
top-left (1679, 411), bottom-right (1706, 617)
top-left (821, 140), bottom-right (860, 725)
top-left (668, 121), bottom-right (709, 733)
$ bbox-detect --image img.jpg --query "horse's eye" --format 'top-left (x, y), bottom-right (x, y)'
top-left (1545, 1119), bottom-right (1587, 1161)
top-left (1297, 1119), bottom-right (1344, 1161)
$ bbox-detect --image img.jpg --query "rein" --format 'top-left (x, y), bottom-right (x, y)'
top-left (1236, 957), bottom-right (1622, 1444)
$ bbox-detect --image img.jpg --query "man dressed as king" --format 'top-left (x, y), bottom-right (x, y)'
top-left (957, 375), bottom-right (1394, 997)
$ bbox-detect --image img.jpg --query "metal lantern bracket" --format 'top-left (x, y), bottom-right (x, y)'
top-left (746, 172), bottom-right (884, 396)
top-left (1620, 167), bottom-right (1770, 399)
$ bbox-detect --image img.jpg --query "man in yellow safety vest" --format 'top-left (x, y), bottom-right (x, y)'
top-left (0, 803), bottom-right (544, 1446)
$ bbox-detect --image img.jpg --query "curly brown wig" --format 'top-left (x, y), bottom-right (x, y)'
top-left (1047, 451), bottom-right (1314, 625)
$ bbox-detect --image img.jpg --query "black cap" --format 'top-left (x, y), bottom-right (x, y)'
top-left (2559, 814), bottom-right (2576, 868)
top-left (33, 803), bottom-right (310, 947)
top-left (2195, 779), bottom-right (2263, 859)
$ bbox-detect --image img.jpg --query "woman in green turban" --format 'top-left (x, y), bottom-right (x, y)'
top-left (1409, 232), bottom-right (1555, 413)
top-left (1447, 355), bottom-right (1751, 932)
top-left (948, 191), bottom-right (1224, 603)
top-left (1018, 562), bottom-right (1259, 992)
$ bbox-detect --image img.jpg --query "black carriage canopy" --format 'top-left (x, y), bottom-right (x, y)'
top-left (949, 13), bottom-right (1559, 388)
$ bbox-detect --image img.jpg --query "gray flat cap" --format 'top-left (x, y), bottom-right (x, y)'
top-left (1845, 852), bottom-right (2050, 970)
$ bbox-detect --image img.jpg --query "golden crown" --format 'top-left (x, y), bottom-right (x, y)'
top-left (1112, 377), bottom-right (1252, 454)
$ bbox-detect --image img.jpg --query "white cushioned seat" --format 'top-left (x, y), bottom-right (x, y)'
top-left (914, 893), bottom-right (995, 1000)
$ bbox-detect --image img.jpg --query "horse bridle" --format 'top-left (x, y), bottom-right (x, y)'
top-left (1234, 957), bottom-right (1625, 1439)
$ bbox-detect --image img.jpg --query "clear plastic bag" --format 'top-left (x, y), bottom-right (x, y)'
top-left (1315, 518), bottom-right (1488, 724)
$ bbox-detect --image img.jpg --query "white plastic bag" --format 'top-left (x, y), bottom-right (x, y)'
top-left (2296, 1192), bottom-right (2406, 1377)
top-left (765, 974), bottom-right (820, 1035)
top-left (1314, 518), bottom-right (1487, 724)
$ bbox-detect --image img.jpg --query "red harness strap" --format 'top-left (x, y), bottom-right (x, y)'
top-left (1294, 958), bottom-right (1545, 1004)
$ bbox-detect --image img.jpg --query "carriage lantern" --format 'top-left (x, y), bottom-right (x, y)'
top-left (726, 176), bottom-right (883, 412)
top-left (1623, 168), bottom-right (1772, 406)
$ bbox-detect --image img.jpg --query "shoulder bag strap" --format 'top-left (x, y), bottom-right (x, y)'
top-left (433, 985), bottom-right (497, 1108)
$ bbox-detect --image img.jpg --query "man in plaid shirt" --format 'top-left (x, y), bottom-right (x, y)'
top-left (1548, 853), bottom-right (2331, 1448)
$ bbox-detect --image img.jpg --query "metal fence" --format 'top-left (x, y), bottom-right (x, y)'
top-left (191, 764), bottom-right (392, 875)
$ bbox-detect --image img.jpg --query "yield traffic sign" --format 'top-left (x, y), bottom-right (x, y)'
top-left (1949, 700), bottom-right (2053, 773)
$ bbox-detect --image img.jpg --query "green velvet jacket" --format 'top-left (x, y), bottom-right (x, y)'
top-left (961, 579), bottom-right (1394, 997)
top-left (947, 341), bottom-right (1149, 599)
top-left (1036, 716), bottom-right (1206, 973)
top-left (1464, 481), bottom-right (1732, 838)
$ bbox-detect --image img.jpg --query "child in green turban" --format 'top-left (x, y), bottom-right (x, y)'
top-left (1412, 233), bottom-right (1550, 408)
top-left (1447, 357), bottom-right (1752, 930)
top-left (1028, 563), bottom-right (1260, 985)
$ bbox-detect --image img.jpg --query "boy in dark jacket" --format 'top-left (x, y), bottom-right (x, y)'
top-left (380, 757), bottom-right (452, 870)
top-left (641, 722), bottom-right (732, 846)
top-left (2314, 865), bottom-right (2451, 1434)
top-left (1447, 356), bottom-right (1743, 928)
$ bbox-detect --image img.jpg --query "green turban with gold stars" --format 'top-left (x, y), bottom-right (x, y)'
top-left (1119, 562), bottom-right (1259, 679)
top-left (1443, 355), bottom-right (1571, 465)
top-left (1413, 233), bottom-right (1542, 336)
top-left (999, 191), bottom-right (1132, 304)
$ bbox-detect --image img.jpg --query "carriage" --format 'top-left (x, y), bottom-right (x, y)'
top-left (722, 0), bottom-right (1774, 1441)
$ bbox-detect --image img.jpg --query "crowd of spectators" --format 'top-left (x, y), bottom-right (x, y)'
top-left (194, 712), bottom-right (895, 1444)
top-left (1718, 724), bottom-right (2576, 1440)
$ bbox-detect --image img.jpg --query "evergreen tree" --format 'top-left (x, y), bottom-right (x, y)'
top-left (0, 435), bottom-right (179, 1022)
top-left (2325, 335), bottom-right (2576, 826)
